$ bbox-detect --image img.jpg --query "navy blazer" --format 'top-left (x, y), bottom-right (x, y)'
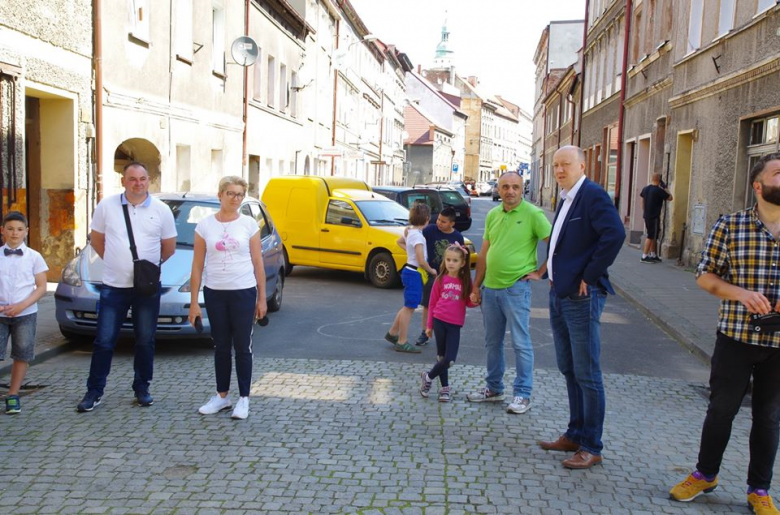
top-left (546, 178), bottom-right (625, 298)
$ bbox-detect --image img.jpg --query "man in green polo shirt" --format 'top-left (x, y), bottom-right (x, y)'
top-left (467, 171), bottom-right (551, 414)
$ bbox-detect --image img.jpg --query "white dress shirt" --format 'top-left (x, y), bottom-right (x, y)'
top-left (0, 243), bottom-right (48, 317)
top-left (547, 175), bottom-right (587, 280)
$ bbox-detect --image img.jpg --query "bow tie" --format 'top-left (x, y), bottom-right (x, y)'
top-left (4, 248), bottom-right (22, 256)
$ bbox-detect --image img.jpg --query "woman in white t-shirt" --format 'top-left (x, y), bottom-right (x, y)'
top-left (188, 176), bottom-right (267, 420)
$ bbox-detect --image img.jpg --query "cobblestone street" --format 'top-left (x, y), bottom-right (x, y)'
top-left (0, 352), bottom-right (767, 514)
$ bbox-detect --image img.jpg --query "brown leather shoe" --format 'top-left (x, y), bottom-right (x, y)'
top-left (538, 435), bottom-right (579, 452)
top-left (562, 450), bottom-right (603, 469)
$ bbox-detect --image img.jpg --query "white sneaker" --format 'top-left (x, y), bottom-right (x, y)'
top-left (507, 396), bottom-right (531, 414)
top-left (231, 396), bottom-right (249, 420)
top-left (198, 394), bottom-right (232, 415)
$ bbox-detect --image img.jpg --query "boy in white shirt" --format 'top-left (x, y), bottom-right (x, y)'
top-left (0, 212), bottom-right (48, 414)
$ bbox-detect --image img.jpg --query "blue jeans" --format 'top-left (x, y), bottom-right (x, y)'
top-left (204, 287), bottom-right (256, 398)
top-left (549, 285), bottom-right (607, 455)
top-left (482, 280), bottom-right (533, 398)
top-left (86, 285), bottom-right (161, 396)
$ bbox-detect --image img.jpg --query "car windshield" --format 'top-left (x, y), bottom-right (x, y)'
top-left (354, 200), bottom-right (409, 226)
top-left (160, 200), bottom-right (219, 246)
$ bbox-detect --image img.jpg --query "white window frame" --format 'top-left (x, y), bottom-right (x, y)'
top-left (175, 0), bottom-right (193, 61)
top-left (129, 0), bottom-right (150, 43)
top-left (267, 55), bottom-right (276, 108)
top-left (212, 2), bottom-right (226, 75)
top-left (279, 63), bottom-right (288, 113)
top-left (252, 49), bottom-right (263, 101)
top-left (716, 0), bottom-right (736, 38)
top-left (687, 0), bottom-right (704, 55)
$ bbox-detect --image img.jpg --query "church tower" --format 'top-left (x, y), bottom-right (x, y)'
top-left (432, 12), bottom-right (454, 70)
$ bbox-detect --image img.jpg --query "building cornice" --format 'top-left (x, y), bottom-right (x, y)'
top-left (624, 77), bottom-right (672, 109)
top-left (669, 55), bottom-right (780, 110)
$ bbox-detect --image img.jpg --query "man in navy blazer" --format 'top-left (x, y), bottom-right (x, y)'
top-left (538, 145), bottom-right (625, 469)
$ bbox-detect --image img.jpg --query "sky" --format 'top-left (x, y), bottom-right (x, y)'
top-left (349, 0), bottom-right (587, 113)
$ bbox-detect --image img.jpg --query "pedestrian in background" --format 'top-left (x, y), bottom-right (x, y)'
top-left (77, 162), bottom-right (177, 412)
top-left (670, 152), bottom-right (780, 514)
top-left (189, 176), bottom-right (267, 420)
top-left (640, 173), bottom-right (673, 263)
top-left (419, 242), bottom-right (477, 402)
top-left (414, 207), bottom-right (464, 347)
top-left (0, 211), bottom-right (48, 414)
top-left (385, 203), bottom-right (437, 353)
top-left (538, 145), bottom-right (625, 469)
top-left (467, 171), bottom-right (551, 414)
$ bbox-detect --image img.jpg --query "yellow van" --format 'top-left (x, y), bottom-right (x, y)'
top-left (262, 176), bottom-right (409, 288)
top-left (262, 175), bottom-right (477, 288)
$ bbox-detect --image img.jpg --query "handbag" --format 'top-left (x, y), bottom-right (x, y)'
top-left (750, 311), bottom-right (780, 333)
top-left (122, 203), bottom-right (161, 296)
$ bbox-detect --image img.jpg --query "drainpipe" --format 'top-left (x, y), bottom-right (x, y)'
top-left (93, 0), bottom-right (104, 201)
top-left (242, 0), bottom-right (250, 174)
top-left (567, 93), bottom-right (576, 143)
top-left (615, 0), bottom-right (633, 210)
top-left (539, 104), bottom-right (547, 206)
top-left (331, 19), bottom-right (340, 175)
top-left (577, 0), bottom-right (590, 148)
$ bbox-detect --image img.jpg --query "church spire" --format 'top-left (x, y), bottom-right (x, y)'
top-left (433, 11), bottom-right (454, 69)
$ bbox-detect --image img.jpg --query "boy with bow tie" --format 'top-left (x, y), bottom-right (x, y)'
top-left (0, 211), bottom-right (48, 414)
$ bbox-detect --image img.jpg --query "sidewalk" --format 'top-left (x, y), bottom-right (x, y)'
top-left (540, 206), bottom-right (719, 363)
top-left (608, 243), bottom-right (719, 362)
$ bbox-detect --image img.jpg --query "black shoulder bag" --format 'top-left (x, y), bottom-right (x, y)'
top-left (122, 203), bottom-right (161, 296)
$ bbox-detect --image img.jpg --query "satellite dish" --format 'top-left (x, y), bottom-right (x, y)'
top-left (230, 36), bottom-right (259, 67)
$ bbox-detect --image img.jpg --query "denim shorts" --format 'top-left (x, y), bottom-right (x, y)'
top-left (401, 267), bottom-right (423, 308)
top-left (0, 313), bottom-right (37, 362)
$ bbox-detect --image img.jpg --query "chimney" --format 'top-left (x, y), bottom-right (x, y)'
top-left (468, 75), bottom-right (478, 87)
top-left (417, 64), bottom-right (421, 74)
top-left (429, 125), bottom-right (435, 142)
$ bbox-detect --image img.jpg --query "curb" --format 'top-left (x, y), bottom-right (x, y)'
top-left (0, 339), bottom-right (77, 377)
top-left (612, 282), bottom-right (712, 365)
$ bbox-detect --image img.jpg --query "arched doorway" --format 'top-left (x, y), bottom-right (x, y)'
top-left (114, 138), bottom-right (162, 192)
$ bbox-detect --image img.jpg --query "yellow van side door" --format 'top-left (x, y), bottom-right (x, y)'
top-left (319, 199), bottom-right (365, 268)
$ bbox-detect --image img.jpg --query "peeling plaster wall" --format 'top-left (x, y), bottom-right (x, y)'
top-left (0, 0), bottom-right (93, 280)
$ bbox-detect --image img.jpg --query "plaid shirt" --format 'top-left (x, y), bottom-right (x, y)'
top-left (697, 206), bottom-right (780, 347)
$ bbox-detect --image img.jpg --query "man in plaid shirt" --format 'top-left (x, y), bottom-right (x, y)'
top-left (670, 152), bottom-right (780, 515)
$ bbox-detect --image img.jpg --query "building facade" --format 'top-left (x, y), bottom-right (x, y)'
top-left (405, 69), bottom-right (467, 183)
top-left (101, 0), bottom-right (245, 198)
top-left (403, 104), bottom-right (454, 185)
top-left (0, 0), bottom-right (93, 279)
top-left (531, 19), bottom-right (584, 207)
top-left (665, 0), bottom-right (780, 265)
top-left (580, 2), bottom-right (625, 206)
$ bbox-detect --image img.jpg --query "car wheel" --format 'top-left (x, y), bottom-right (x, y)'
top-left (267, 271), bottom-right (284, 312)
top-left (283, 246), bottom-right (294, 276)
top-left (59, 326), bottom-right (89, 342)
top-left (367, 252), bottom-right (399, 289)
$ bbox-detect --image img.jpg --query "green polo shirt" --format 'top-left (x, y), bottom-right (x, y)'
top-left (483, 200), bottom-right (552, 289)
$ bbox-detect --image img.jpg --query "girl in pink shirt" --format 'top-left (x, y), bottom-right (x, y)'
top-left (419, 243), bottom-right (477, 402)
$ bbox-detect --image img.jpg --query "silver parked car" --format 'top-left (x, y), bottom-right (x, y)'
top-left (55, 193), bottom-right (285, 340)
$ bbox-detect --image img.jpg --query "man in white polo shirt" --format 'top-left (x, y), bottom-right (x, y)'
top-left (77, 162), bottom-right (177, 412)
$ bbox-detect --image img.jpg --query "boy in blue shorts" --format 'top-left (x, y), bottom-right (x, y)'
top-left (415, 207), bottom-right (464, 346)
top-left (0, 211), bottom-right (48, 414)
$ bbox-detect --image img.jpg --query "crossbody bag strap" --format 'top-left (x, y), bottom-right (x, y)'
top-left (121, 202), bottom-right (140, 262)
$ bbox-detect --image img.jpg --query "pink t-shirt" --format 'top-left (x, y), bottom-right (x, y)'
top-left (427, 275), bottom-right (477, 329)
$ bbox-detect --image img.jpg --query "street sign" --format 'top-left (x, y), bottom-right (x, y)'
top-left (319, 147), bottom-right (343, 157)
top-left (452, 164), bottom-right (459, 172)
